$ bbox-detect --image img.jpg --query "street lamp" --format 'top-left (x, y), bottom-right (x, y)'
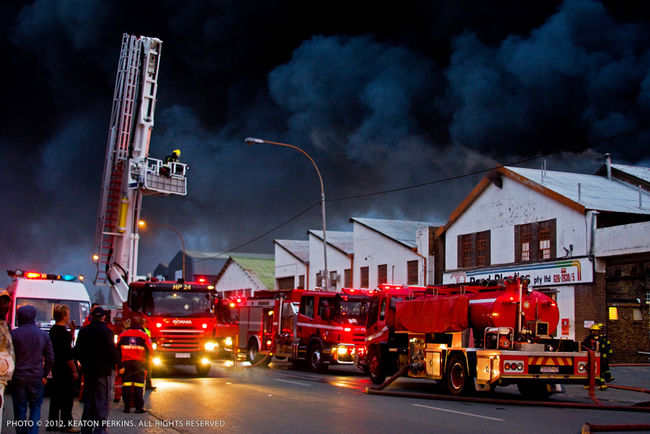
top-left (138, 220), bottom-right (186, 281)
top-left (245, 137), bottom-right (330, 291)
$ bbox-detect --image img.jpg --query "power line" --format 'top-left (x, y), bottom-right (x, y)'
top-left (195, 125), bottom-right (646, 260)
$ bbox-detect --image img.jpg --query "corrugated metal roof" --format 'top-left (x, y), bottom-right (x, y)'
top-left (351, 217), bottom-right (443, 248)
top-left (506, 166), bottom-right (650, 215)
top-left (611, 163), bottom-right (650, 184)
top-left (230, 254), bottom-right (275, 290)
top-left (274, 239), bottom-right (309, 263)
top-left (308, 230), bottom-right (354, 254)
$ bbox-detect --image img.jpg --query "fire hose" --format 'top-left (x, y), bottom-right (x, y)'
top-left (365, 359), bottom-right (650, 413)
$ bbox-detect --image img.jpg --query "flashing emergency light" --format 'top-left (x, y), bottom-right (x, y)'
top-left (7, 269), bottom-right (82, 282)
top-left (202, 323), bottom-right (208, 329)
top-left (197, 277), bottom-right (207, 283)
top-left (92, 254), bottom-right (100, 263)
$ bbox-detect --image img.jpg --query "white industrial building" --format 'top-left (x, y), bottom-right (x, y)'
top-left (350, 217), bottom-right (442, 289)
top-left (274, 239), bottom-right (309, 290)
top-left (437, 162), bottom-right (650, 347)
top-left (308, 230), bottom-right (353, 291)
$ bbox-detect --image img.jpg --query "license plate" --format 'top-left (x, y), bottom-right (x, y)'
top-left (175, 353), bottom-right (191, 359)
top-left (540, 366), bottom-right (559, 373)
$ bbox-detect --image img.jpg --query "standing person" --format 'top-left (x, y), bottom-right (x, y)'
top-left (10, 305), bottom-right (55, 434)
top-left (116, 314), bottom-right (153, 413)
top-left (0, 289), bottom-right (15, 430)
top-left (47, 305), bottom-right (80, 432)
top-left (74, 307), bottom-right (117, 434)
top-left (81, 304), bottom-right (101, 328)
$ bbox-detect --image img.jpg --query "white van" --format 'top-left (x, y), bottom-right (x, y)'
top-left (5, 270), bottom-right (92, 336)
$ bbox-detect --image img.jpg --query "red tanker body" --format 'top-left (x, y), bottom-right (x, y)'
top-left (363, 278), bottom-right (598, 399)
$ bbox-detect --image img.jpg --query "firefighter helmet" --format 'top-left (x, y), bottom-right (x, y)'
top-left (590, 324), bottom-right (601, 331)
top-left (173, 149), bottom-right (181, 156)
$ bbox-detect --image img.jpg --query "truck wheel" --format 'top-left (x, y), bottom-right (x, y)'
top-left (195, 363), bottom-right (211, 376)
top-left (517, 383), bottom-right (553, 400)
top-left (445, 354), bottom-right (472, 396)
top-left (247, 340), bottom-right (260, 364)
top-left (307, 343), bottom-right (327, 373)
top-left (368, 347), bottom-right (386, 385)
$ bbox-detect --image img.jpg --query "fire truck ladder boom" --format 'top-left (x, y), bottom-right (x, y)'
top-left (93, 34), bottom-right (187, 296)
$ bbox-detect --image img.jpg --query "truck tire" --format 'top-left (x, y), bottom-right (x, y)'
top-left (247, 340), bottom-right (261, 364)
top-left (517, 383), bottom-right (553, 400)
top-left (445, 354), bottom-right (472, 396)
top-left (368, 347), bottom-right (386, 385)
top-left (306, 343), bottom-right (328, 373)
top-left (196, 363), bottom-right (211, 376)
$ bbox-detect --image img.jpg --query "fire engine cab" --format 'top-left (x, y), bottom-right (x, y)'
top-left (236, 288), bottom-right (370, 371)
top-left (125, 279), bottom-right (236, 375)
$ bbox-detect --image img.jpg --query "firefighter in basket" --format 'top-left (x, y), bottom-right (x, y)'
top-left (582, 323), bottom-right (614, 388)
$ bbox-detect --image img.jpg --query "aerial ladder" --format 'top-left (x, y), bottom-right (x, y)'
top-left (93, 34), bottom-right (187, 304)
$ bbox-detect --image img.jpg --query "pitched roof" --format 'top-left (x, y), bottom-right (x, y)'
top-left (229, 253), bottom-right (275, 290)
top-left (308, 230), bottom-right (354, 254)
top-left (350, 217), bottom-right (443, 249)
top-left (506, 166), bottom-right (650, 214)
top-left (182, 250), bottom-right (229, 275)
top-left (274, 239), bottom-right (309, 263)
top-left (610, 163), bottom-right (650, 184)
top-left (436, 165), bottom-right (650, 236)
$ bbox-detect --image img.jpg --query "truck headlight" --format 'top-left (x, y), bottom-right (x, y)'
top-left (152, 342), bottom-right (157, 351)
top-left (337, 346), bottom-right (348, 356)
top-left (204, 342), bottom-right (218, 351)
top-left (224, 337), bottom-right (233, 347)
top-left (152, 357), bottom-right (162, 366)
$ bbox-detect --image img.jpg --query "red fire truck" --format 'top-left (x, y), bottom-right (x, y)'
top-left (362, 278), bottom-right (598, 399)
top-left (124, 279), bottom-right (237, 375)
top-left (236, 288), bottom-right (369, 372)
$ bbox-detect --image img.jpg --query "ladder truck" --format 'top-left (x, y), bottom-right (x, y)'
top-left (93, 33), bottom-right (187, 303)
top-left (91, 36), bottom-right (226, 375)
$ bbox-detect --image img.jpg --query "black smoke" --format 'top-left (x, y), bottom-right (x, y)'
top-left (1, 0), bottom-right (649, 297)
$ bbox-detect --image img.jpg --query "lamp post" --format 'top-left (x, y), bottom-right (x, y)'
top-left (245, 137), bottom-right (330, 291)
top-left (138, 220), bottom-right (186, 280)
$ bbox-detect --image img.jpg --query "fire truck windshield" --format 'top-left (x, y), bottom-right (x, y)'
top-left (335, 299), bottom-right (367, 325)
top-left (129, 288), bottom-right (213, 318)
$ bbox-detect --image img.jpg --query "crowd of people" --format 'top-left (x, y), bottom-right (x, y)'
top-left (0, 299), bottom-right (154, 434)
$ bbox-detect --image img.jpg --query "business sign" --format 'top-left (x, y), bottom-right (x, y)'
top-left (444, 257), bottom-right (593, 286)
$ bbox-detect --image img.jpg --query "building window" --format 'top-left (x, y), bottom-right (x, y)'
top-left (378, 264), bottom-right (387, 285)
top-left (457, 231), bottom-right (491, 268)
top-left (633, 308), bottom-right (643, 321)
top-left (344, 269), bottom-right (351, 288)
top-left (515, 219), bottom-right (556, 263)
top-left (329, 271), bottom-right (338, 291)
top-left (298, 275), bottom-right (305, 289)
top-left (360, 266), bottom-right (369, 288)
top-left (407, 260), bottom-right (418, 285)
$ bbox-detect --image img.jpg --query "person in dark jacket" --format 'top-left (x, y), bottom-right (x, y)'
top-left (116, 314), bottom-right (153, 413)
top-left (47, 305), bottom-right (80, 432)
top-left (10, 305), bottom-right (55, 434)
top-left (74, 307), bottom-right (117, 434)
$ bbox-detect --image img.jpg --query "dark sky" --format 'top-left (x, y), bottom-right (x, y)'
top-left (2, 0), bottom-right (650, 298)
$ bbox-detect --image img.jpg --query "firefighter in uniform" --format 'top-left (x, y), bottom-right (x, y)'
top-left (582, 323), bottom-right (614, 389)
top-left (116, 314), bottom-right (153, 413)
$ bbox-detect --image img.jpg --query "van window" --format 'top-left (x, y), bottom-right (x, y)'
top-left (15, 298), bottom-right (90, 329)
top-left (379, 299), bottom-right (387, 321)
top-left (300, 296), bottom-right (314, 318)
